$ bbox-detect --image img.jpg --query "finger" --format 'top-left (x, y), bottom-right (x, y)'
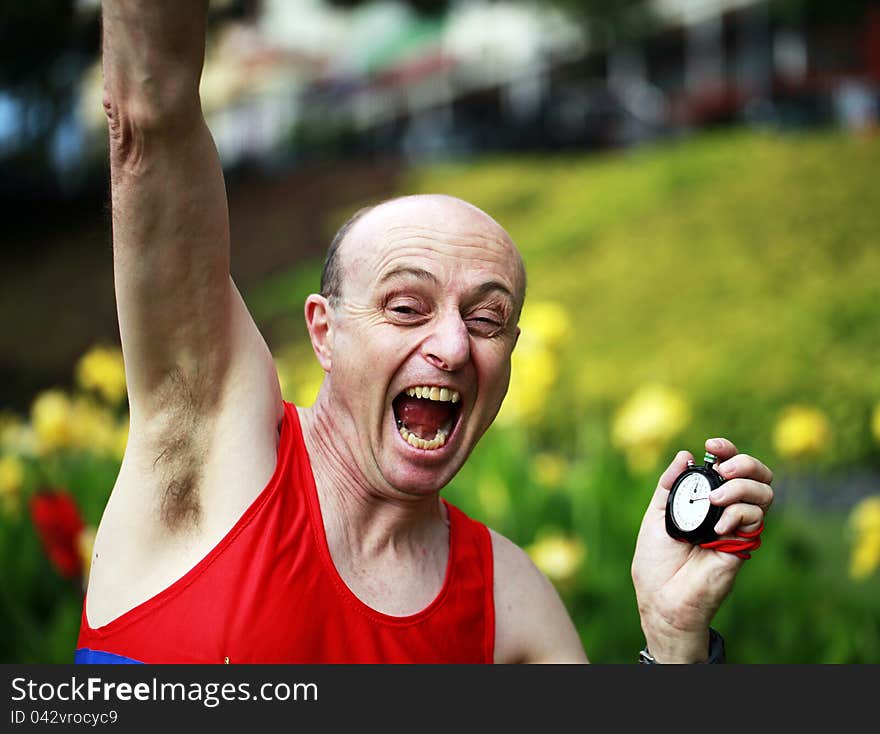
top-left (709, 478), bottom-right (774, 511)
top-left (714, 502), bottom-right (765, 536)
top-left (715, 453), bottom-right (774, 485)
top-left (650, 450), bottom-right (695, 511)
top-left (705, 437), bottom-right (739, 461)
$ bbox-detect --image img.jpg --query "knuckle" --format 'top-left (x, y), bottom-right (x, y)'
top-left (737, 454), bottom-right (757, 472)
top-left (723, 477), bottom-right (746, 494)
top-left (734, 504), bottom-right (759, 527)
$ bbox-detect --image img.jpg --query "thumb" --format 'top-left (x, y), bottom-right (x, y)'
top-left (649, 450), bottom-right (695, 511)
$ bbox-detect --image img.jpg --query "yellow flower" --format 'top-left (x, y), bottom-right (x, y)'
top-left (32, 391), bottom-right (126, 459)
top-left (0, 413), bottom-right (38, 457)
top-left (113, 420), bottom-right (130, 461)
top-left (518, 301), bottom-right (571, 349)
top-left (850, 535), bottom-right (880, 581)
top-left (526, 533), bottom-right (585, 584)
top-left (849, 495), bottom-right (880, 581)
top-left (70, 398), bottom-right (119, 457)
top-left (275, 358), bottom-right (292, 398)
top-left (611, 384), bottom-right (690, 473)
top-left (773, 405), bottom-right (829, 461)
top-left (76, 346), bottom-right (127, 405)
top-left (531, 452), bottom-right (567, 487)
top-left (497, 300), bottom-right (570, 427)
top-left (0, 454), bottom-right (25, 517)
top-left (498, 343), bottom-right (557, 426)
top-left (275, 351), bottom-right (325, 407)
top-left (850, 496), bottom-right (880, 534)
top-left (871, 403), bottom-right (880, 446)
top-left (848, 496), bottom-right (880, 581)
top-left (31, 390), bottom-right (76, 453)
top-left (292, 369), bottom-right (324, 408)
top-left (77, 525), bottom-right (97, 586)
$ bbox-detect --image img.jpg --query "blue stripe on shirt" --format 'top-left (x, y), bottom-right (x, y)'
top-left (74, 648), bottom-right (144, 664)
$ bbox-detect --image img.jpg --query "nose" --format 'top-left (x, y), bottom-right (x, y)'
top-left (422, 309), bottom-right (470, 372)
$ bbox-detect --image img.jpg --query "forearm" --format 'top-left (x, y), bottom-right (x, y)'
top-left (101, 0), bottom-right (208, 127)
top-left (101, 0), bottom-right (233, 415)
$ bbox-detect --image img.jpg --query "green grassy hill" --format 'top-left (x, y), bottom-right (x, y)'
top-left (400, 129), bottom-right (880, 473)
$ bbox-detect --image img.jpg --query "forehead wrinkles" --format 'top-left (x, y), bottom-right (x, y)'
top-left (372, 225), bottom-right (519, 283)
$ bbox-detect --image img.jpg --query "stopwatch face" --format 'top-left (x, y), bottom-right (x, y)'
top-left (671, 472), bottom-right (713, 531)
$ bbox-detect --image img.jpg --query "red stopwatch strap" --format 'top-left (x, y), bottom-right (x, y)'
top-left (698, 522), bottom-right (764, 560)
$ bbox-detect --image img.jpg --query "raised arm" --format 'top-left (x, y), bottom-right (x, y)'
top-left (84, 2), bottom-right (283, 626)
top-left (103, 2), bottom-right (232, 417)
top-left (99, 1), bottom-right (281, 525)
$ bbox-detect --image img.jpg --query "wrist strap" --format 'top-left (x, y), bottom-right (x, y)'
top-left (638, 627), bottom-right (726, 664)
top-left (699, 522), bottom-right (764, 559)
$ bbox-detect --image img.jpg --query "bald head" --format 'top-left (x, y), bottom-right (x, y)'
top-left (320, 195), bottom-right (526, 316)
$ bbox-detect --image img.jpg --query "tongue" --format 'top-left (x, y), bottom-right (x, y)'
top-left (394, 395), bottom-right (454, 440)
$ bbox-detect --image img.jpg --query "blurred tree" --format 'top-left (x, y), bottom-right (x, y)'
top-left (0, 1), bottom-right (100, 205)
top-left (326, 0), bottom-right (879, 38)
top-left (769, 0), bottom-right (879, 24)
top-left (541, 0), bottom-right (657, 45)
top-left (0, 0), bottom-right (251, 212)
top-left (328, 0), bottom-right (659, 44)
top-left (328, 0), bottom-right (450, 17)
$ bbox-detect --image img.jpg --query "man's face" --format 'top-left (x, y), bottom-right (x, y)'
top-left (319, 195), bottom-right (524, 496)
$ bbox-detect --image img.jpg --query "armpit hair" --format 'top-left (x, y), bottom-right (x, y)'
top-left (151, 365), bottom-right (213, 532)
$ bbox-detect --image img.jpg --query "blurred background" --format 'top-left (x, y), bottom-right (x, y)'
top-left (2, 0), bottom-right (879, 663)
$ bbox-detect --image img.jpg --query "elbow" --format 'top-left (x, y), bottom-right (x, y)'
top-left (103, 76), bottom-right (202, 167)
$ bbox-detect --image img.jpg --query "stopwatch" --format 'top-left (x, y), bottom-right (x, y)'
top-left (665, 451), bottom-right (725, 545)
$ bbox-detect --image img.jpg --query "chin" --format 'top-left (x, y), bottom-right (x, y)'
top-left (383, 461), bottom-right (463, 497)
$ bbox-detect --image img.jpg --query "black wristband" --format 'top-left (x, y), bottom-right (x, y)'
top-left (638, 628), bottom-right (726, 664)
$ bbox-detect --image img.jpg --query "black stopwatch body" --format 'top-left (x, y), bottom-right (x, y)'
top-left (665, 455), bottom-right (726, 545)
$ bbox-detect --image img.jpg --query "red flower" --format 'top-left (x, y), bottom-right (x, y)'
top-left (29, 489), bottom-right (85, 579)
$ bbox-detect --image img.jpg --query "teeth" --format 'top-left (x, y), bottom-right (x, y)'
top-left (403, 386), bottom-right (461, 403)
top-left (397, 386), bottom-right (460, 450)
top-left (399, 425), bottom-right (449, 450)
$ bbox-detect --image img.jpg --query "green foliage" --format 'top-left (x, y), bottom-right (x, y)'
top-left (404, 129), bottom-right (880, 474)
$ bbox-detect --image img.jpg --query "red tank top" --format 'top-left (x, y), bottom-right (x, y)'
top-left (75, 401), bottom-right (495, 663)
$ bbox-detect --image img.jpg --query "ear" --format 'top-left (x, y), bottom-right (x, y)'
top-left (304, 294), bottom-right (334, 372)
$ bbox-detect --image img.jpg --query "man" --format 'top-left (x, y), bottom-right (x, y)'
top-left (75, 1), bottom-right (773, 664)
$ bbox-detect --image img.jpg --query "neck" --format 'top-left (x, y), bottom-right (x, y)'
top-left (298, 393), bottom-right (448, 560)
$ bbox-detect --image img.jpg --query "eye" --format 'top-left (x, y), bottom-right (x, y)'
top-left (385, 297), bottom-right (428, 324)
top-left (466, 312), bottom-right (504, 337)
top-left (472, 316), bottom-right (500, 326)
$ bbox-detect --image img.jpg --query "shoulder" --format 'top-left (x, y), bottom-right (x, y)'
top-left (489, 528), bottom-right (589, 664)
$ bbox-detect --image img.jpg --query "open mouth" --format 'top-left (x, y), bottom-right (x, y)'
top-left (393, 386), bottom-right (462, 451)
